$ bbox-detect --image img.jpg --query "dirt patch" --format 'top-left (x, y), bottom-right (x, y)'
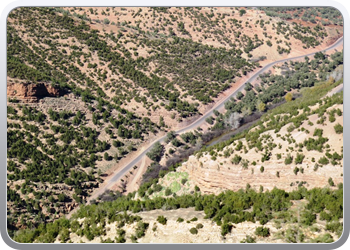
top-left (124, 157), bottom-right (153, 194)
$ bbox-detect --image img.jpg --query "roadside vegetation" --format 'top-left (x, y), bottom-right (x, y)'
top-left (7, 7), bottom-right (343, 242)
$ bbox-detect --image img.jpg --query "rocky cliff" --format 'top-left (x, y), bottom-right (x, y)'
top-left (180, 154), bottom-right (342, 194)
top-left (7, 79), bottom-right (62, 102)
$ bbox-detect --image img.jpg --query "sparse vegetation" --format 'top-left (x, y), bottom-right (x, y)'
top-left (157, 216), bottom-right (167, 225)
top-left (177, 217), bottom-right (184, 223)
top-left (190, 227), bottom-right (198, 234)
top-left (334, 123), bottom-right (343, 134)
top-left (255, 226), bottom-right (270, 237)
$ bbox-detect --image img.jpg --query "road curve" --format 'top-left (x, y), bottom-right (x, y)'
top-left (90, 36), bottom-right (344, 200)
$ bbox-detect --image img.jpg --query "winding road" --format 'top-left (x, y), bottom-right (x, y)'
top-left (86, 36), bottom-right (344, 204)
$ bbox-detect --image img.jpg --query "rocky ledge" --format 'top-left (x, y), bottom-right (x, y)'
top-left (7, 79), bottom-right (63, 102)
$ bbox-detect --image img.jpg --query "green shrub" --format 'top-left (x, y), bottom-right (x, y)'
top-left (147, 188), bottom-right (154, 195)
top-left (177, 217), bottom-right (184, 223)
top-left (259, 216), bottom-right (269, 225)
top-left (241, 159), bottom-right (249, 169)
top-left (328, 177), bottom-right (335, 186)
top-left (285, 226), bottom-right (304, 243)
top-left (334, 123), bottom-right (343, 134)
top-left (239, 9), bottom-right (246, 16)
top-left (295, 153), bottom-right (305, 164)
top-left (240, 235), bottom-right (256, 243)
top-left (153, 184), bottom-right (162, 192)
top-left (301, 210), bottom-right (316, 226)
top-left (189, 227), bottom-right (198, 234)
top-left (255, 226), bottom-right (270, 237)
top-left (130, 235), bottom-right (137, 243)
top-left (221, 223), bottom-right (232, 236)
top-left (165, 188), bottom-right (172, 196)
top-left (285, 92), bottom-right (293, 102)
top-left (318, 156), bottom-right (329, 165)
top-left (235, 141), bottom-right (243, 151)
top-left (287, 124), bottom-right (295, 132)
top-left (146, 142), bottom-right (164, 162)
top-left (320, 211), bottom-right (332, 221)
top-left (171, 138), bottom-right (182, 147)
top-left (325, 221), bottom-right (343, 237)
top-left (336, 109), bottom-right (342, 116)
top-left (103, 18), bottom-right (110, 25)
top-left (135, 221), bottom-right (149, 238)
top-left (261, 151), bottom-right (271, 162)
top-left (231, 154), bottom-right (242, 164)
top-left (313, 128), bottom-right (323, 137)
top-left (284, 154), bottom-right (293, 165)
top-left (236, 92), bottom-right (244, 100)
top-left (157, 216), bottom-right (167, 225)
top-left (205, 116), bottom-right (214, 125)
top-left (310, 233), bottom-right (334, 243)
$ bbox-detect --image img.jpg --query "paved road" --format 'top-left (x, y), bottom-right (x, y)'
top-left (325, 83), bottom-right (344, 97)
top-left (88, 36), bottom-right (344, 202)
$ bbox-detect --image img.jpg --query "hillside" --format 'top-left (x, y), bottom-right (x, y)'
top-left (7, 6), bottom-right (343, 243)
top-left (10, 78), bottom-right (344, 244)
top-left (107, 50), bottom-right (343, 196)
top-left (127, 77), bottom-right (343, 198)
top-left (180, 92), bottom-right (343, 194)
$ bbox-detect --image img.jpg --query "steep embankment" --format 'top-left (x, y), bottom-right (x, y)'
top-left (179, 96), bottom-right (343, 194)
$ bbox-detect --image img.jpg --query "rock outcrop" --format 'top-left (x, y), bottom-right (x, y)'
top-left (7, 79), bottom-right (62, 102)
top-left (180, 155), bottom-right (343, 194)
